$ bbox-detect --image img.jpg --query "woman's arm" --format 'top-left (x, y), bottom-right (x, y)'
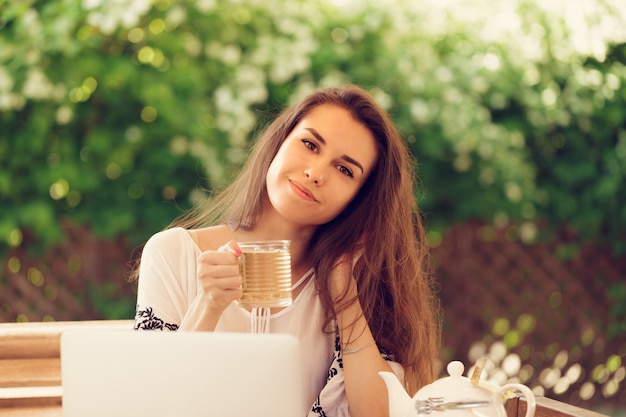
top-left (178, 292), bottom-right (226, 331)
top-left (331, 261), bottom-right (393, 417)
top-left (179, 241), bottom-right (243, 331)
top-left (135, 229), bottom-right (242, 332)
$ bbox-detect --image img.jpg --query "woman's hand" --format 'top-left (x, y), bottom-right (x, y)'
top-left (196, 240), bottom-right (243, 312)
top-left (180, 240), bottom-right (243, 332)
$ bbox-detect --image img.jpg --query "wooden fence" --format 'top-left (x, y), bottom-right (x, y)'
top-left (432, 221), bottom-right (625, 416)
top-left (0, 222), bottom-right (135, 322)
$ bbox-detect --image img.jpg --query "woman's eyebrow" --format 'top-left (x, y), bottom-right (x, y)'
top-left (305, 127), bottom-right (364, 174)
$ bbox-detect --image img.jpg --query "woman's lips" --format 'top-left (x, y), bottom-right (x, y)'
top-left (289, 180), bottom-right (317, 202)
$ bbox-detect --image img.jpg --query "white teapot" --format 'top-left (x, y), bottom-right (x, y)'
top-left (379, 360), bottom-right (536, 417)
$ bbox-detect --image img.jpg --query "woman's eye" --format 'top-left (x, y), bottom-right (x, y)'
top-left (302, 139), bottom-right (317, 152)
top-left (338, 165), bottom-right (354, 178)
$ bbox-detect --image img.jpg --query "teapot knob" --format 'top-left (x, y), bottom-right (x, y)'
top-left (447, 361), bottom-right (465, 377)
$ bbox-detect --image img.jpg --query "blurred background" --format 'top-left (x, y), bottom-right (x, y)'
top-left (1, 0), bottom-right (625, 414)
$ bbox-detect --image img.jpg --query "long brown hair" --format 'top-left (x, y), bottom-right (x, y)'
top-left (137, 85), bottom-right (440, 392)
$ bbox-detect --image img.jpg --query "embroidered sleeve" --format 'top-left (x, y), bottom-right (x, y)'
top-left (134, 306), bottom-right (179, 331)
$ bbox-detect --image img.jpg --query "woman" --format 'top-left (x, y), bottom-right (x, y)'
top-left (132, 84), bottom-right (440, 417)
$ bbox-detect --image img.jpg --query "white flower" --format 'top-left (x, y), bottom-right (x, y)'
top-left (82, 0), bottom-right (154, 35)
top-left (56, 105), bottom-right (74, 125)
top-left (22, 68), bottom-right (54, 100)
top-left (82, 0), bottom-right (103, 10)
top-left (0, 67), bottom-right (14, 92)
top-left (196, 0), bottom-right (217, 14)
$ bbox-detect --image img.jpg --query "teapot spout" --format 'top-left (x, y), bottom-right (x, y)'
top-left (379, 371), bottom-right (415, 417)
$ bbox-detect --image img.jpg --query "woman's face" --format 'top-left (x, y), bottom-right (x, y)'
top-left (266, 103), bottom-right (378, 227)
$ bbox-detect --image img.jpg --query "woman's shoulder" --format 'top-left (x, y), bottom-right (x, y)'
top-left (142, 227), bottom-right (196, 255)
top-left (146, 227), bottom-right (191, 245)
top-left (188, 224), bottom-right (236, 252)
top-left (143, 224), bottom-right (233, 253)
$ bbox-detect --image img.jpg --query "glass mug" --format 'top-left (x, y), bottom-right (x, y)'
top-left (237, 240), bottom-right (292, 308)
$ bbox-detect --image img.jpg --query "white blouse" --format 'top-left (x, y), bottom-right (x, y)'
top-left (134, 227), bottom-right (403, 417)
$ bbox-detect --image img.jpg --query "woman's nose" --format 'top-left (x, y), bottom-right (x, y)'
top-left (304, 165), bottom-right (325, 185)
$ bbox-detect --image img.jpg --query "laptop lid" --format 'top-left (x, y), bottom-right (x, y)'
top-left (61, 329), bottom-right (304, 417)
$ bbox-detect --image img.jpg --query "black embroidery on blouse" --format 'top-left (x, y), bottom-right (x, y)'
top-left (333, 332), bottom-right (344, 369)
top-left (380, 348), bottom-right (395, 362)
top-left (310, 400), bottom-right (327, 417)
top-left (134, 306), bottom-right (179, 331)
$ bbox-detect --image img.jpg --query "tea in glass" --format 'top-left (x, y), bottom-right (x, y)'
top-left (237, 240), bottom-right (292, 308)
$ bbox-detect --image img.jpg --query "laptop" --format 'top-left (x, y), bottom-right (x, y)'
top-left (61, 329), bottom-right (304, 417)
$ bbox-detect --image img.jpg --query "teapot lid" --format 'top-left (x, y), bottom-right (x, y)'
top-left (415, 361), bottom-right (493, 402)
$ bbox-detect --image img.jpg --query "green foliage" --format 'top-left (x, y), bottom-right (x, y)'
top-left (607, 282), bottom-right (626, 339)
top-left (1, 0), bottom-right (625, 260)
top-left (88, 281), bottom-right (136, 320)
